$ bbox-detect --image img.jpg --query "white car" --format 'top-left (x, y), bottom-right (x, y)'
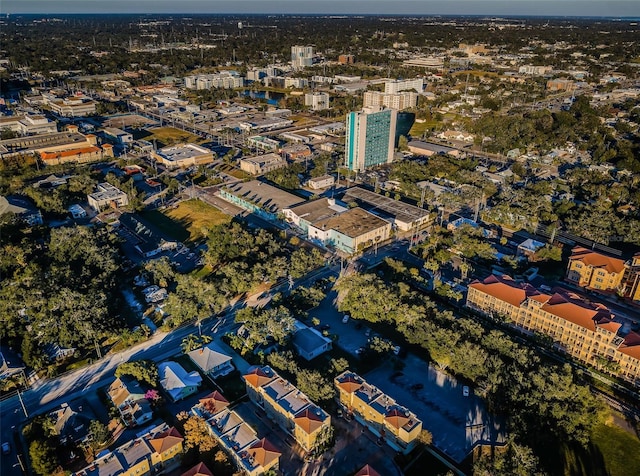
top-left (342, 315), bottom-right (349, 324)
top-left (462, 386), bottom-right (470, 397)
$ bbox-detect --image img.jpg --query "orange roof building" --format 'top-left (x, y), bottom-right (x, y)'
top-left (181, 462), bottom-right (214, 476)
top-left (355, 465), bottom-right (382, 476)
top-left (566, 247), bottom-right (626, 292)
top-left (334, 371), bottom-right (422, 454)
top-left (467, 274), bottom-right (640, 387)
top-left (244, 366), bottom-right (331, 452)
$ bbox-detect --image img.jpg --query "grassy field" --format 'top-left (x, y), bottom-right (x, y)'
top-left (139, 127), bottom-right (205, 148)
top-left (591, 422), bottom-right (640, 476)
top-left (409, 120), bottom-right (442, 137)
top-left (164, 199), bottom-right (231, 242)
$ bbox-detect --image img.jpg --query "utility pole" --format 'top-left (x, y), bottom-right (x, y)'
top-left (17, 389), bottom-right (28, 418)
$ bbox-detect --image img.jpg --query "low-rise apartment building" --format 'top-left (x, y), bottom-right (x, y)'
top-left (466, 274), bottom-right (640, 386)
top-left (72, 423), bottom-right (183, 476)
top-left (334, 371), bottom-right (422, 454)
top-left (566, 247), bottom-right (626, 292)
top-left (191, 391), bottom-right (281, 476)
top-left (244, 366), bottom-right (331, 452)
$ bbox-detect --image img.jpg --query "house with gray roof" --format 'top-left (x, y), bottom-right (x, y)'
top-left (187, 342), bottom-right (234, 377)
top-left (158, 361), bottom-right (202, 402)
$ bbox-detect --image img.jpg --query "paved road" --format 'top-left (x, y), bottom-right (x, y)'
top-left (0, 264), bottom-right (337, 476)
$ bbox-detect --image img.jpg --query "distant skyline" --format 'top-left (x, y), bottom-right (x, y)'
top-left (3, 1), bottom-right (640, 18)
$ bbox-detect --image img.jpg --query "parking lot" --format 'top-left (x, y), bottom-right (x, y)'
top-left (365, 354), bottom-right (506, 463)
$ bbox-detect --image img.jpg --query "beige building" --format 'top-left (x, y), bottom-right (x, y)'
top-left (88, 182), bottom-right (129, 212)
top-left (0, 130), bottom-right (105, 165)
top-left (48, 97), bottom-right (97, 117)
top-left (467, 274), bottom-right (640, 386)
top-left (244, 366), bottom-right (331, 452)
top-left (335, 371), bottom-right (422, 454)
top-left (307, 207), bottom-right (391, 254)
top-left (240, 152), bottom-right (288, 175)
top-left (566, 247), bottom-right (626, 292)
top-left (151, 143), bottom-right (214, 169)
top-left (363, 91), bottom-right (418, 110)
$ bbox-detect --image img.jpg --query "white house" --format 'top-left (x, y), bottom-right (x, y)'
top-left (158, 361), bottom-right (203, 402)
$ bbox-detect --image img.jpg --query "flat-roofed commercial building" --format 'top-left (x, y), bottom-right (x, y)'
top-left (0, 114), bottom-right (57, 136)
top-left (345, 106), bottom-right (397, 172)
top-left (335, 371), bottom-right (422, 454)
top-left (342, 186), bottom-right (431, 232)
top-left (218, 180), bottom-right (303, 222)
top-left (467, 274), bottom-right (640, 386)
top-left (87, 182), bottom-right (129, 211)
top-left (308, 207), bottom-right (391, 254)
top-left (307, 175), bottom-right (335, 190)
top-left (48, 97), bottom-right (96, 117)
top-left (0, 130), bottom-right (106, 165)
top-left (244, 366), bottom-right (331, 452)
top-left (283, 197), bottom-right (347, 233)
top-left (151, 143), bottom-right (214, 169)
top-left (240, 152), bottom-right (287, 175)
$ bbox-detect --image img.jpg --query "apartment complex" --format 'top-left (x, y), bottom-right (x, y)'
top-left (184, 72), bottom-right (244, 89)
top-left (291, 45), bottom-right (314, 69)
top-left (191, 392), bottom-right (281, 476)
top-left (566, 247), bottom-right (626, 292)
top-left (304, 92), bottom-right (330, 111)
top-left (345, 106), bottom-right (397, 172)
top-left (466, 274), bottom-right (640, 386)
top-left (72, 423), bottom-right (183, 476)
top-left (384, 78), bottom-right (424, 94)
top-left (363, 91), bottom-right (418, 110)
top-left (244, 366), bottom-right (331, 452)
top-left (334, 371), bottom-right (423, 454)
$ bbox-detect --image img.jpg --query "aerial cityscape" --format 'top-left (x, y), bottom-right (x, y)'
top-left (0, 5), bottom-right (639, 476)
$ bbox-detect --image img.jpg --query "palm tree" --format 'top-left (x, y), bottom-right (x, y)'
top-left (181, 334), bottom-right (201, 353)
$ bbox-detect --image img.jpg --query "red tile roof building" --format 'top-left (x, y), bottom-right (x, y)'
top-left (467, 275), bottom-right (640, 386)
top-left (566, 247), bottom-right (626, 292)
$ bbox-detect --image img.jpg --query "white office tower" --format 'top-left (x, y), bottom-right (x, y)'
top-left (291, 45), bottom-right (314, 69)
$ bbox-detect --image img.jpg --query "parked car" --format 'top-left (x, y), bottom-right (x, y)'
top-left (463, 386), bottom-right (470, 397)
top-left (2, 442), bottom-right (11, 455)
top-left (342, 315), bottom-right (349, 324)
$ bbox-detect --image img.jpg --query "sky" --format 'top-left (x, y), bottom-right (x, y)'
top-left (3, 1), bottom-right (640, 17)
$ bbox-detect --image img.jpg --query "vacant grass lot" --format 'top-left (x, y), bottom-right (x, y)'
top-left (164, 199), bottom-right (231, 242)
top-left (591, 422), bottom-right (640, 476)
top-left (136, 127), bottom-right (205, 148)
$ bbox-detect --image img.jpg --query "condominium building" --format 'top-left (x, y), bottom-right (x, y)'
top-left (363, 91), bottom-right (418, 110)
top-left (625, 254), bottom-right (640, 302)
top-left (345, 106), bottom-right (397, 172)
top-left (191, 392), bottom-right (281, 476)
top-left (466, 274), bottom-right (640, 386)
top-left (184, 72), bottom-right (244, 89)
top-left (566, 247), bottom-right (626, 292)
top-left (305, 92), bottom-right (330, 111)
top-left (244, 366), bottom-right (331, 452)
top-left (72, 423), bottom-right (183, 476)
top-left (384, 78), bottom-right (424, 94)
top-left (291, 45), bottom-right (314, 69)
top-left (334, 371), bottom-right (422, 454)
